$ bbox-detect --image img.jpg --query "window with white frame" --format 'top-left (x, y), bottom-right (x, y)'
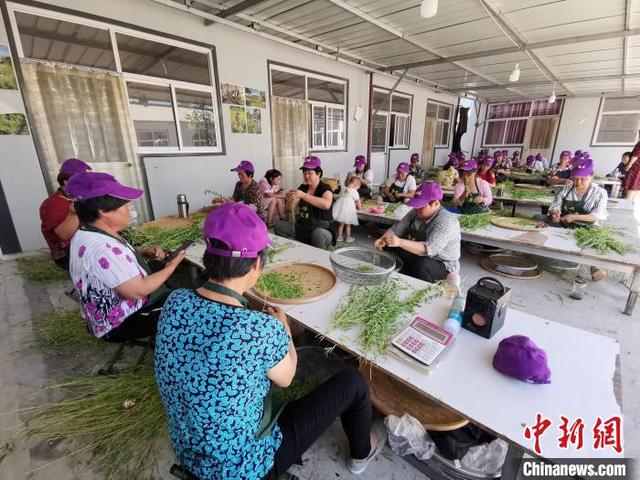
top-left (425, 100), bottom-right (452, 148)
top-left (9, 5), bottom-right (222, 154)
top-left (592, 97), bottom-right (640, 145)
top-left (270, 65), bottom-right (347, 151)
top-left (484, 99), bottom-right (563, 147)
top-left (373, 88), bottom-right (412, 149)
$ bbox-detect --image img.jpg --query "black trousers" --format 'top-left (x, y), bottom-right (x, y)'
top-left (102, 293), bottom-right (169, 343)
top-left (265, 368), bottom-right (373, 479)
top-left (399, 252), bottom-right (449, 283)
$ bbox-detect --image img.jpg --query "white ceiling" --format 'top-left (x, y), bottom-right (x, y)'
top-left (167, 0), bottom-right (640, 101)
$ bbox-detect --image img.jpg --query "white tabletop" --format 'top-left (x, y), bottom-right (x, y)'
top-left (185, 236), bottom-right (623, 459)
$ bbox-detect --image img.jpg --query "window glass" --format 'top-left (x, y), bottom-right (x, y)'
top-left (373, 90), bottom-right (389, 111)
top-left (272, 69), bottom-right (305, 99)
top-left (485, 121), bottom-right (506, 145)
top-left (116, 32), bottom-right (210, 85)
top-left (308, 77), bottom-right (344, 104)
top-left (596, 113), bottom-right (640, 143)
top-left (127, 82), bottom-right (178, 147)
top-left (176, 89), bottom-right (216, 147)
top-left (371, 114), bottom-right (388, 152)
top-left (391, 95), bottom-right (411, 114)
top-left (312, 105), bottom-right (325, 148)
top-left (327, 107), bottom-right (344, 147)
top-left (15, 11), bottom-right (116, 70)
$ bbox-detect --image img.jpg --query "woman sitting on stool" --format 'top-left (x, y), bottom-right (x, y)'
top-left (452, 159), bottom-right (493, 214)
top-left (155, 203), bottom-right (384, 480)
top-left (66, 172), bottom-right (185, 341)
top-left (382, 162), bottom-right (416, 203)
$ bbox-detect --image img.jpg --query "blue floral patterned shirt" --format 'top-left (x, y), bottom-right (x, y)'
top-left (155, 289), bottom-right (290, 480)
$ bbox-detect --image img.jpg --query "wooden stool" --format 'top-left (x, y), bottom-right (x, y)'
top-left (359, 363), bottom-right (468, 432)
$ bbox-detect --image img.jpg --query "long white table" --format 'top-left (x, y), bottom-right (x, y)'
top-left (185, 237), bottom-right (623, 476)
top-left (359, 204), bottom-right (640, 315)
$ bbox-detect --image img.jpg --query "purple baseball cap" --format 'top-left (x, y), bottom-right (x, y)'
top-left (572, 158), bottom-right (594, 178)
top-left (526, 155), bottom-right (535, 165)
top-left (203, 202), bottom-right (271, 258)
top-left (493, 151), bottom-right (503, 158)
top-left (535, 153), bottom-right (543, 161)
top-left (406, 182), bottom-right (443, 208)
top-left (560, 150), bottom-right (572, 158)
top-left (493, 335), bottom-right (551, 384)
top-left (231, 160), bottom-right (255, 173)
top-left (513, 151), bottom-right (521, 157)
top-left (501, 149), bottom-right (508, 156)
top-left (65, 172), bottom-right (143, 201)
top-left (60, 158), bottom-right (91, 177)
top-left (396, 162), bottom-right (410, 174)
top-left (410, 152), bottom-right (420, 163)
top-left (300, 155), bottom-right (321, 170)
top-left (460, 159), bottom-right (478, 171)
top-left (354, 155), bottom-right (367, 167)
top-left (574, 149), bottom-right (583, 157)
top-left (482, 157), bottom-right (495, 167)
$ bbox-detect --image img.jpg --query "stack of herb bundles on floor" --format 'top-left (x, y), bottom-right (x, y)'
top-left (331, 279), bottom-right (442, 357)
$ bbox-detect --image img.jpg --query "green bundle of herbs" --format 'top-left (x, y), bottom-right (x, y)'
top-left (574, 226), bottom-right (628, 255)
top-left (34, 309), bottom-right (101, 353)
top-left (121, 214), bottom-right (205, 251)
top-left (332, 280), bottom-right (442, 356)
top-left (458, 213), bottom-right (492, 230)
top-left (16, 255), bottom-right (69, 282)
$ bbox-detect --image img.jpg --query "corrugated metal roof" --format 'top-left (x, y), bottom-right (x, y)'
top-left (178, 0), bottom-right (640, 100)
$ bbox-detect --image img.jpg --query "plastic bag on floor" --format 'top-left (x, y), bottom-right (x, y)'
top-left (384, 414), bottom-right (436, 460)
top-left (460, 438), bottom-right (508, 476)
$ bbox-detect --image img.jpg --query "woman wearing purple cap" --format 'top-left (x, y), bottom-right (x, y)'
top-left (346, 155), bottom-right (374, 199)
top-left (536, 159), bottom-right (608, 228)
top-left (382, 162), bottom-right (417, 203)
top-left (65, 172), bottom-right (185, 342)
top-left (452, 159), bottom-right (493, 214)
top-left (408, 152), bottom-right (426, 183)
top-left (375, 182), bottom-right (461, 282)
top-left (546, 151), bottom-right (573, 186)
top-left (524, 154), bottom-right (544, 173)
top-left (274, 156), bottom-right (334, 249)
top-left (155, 203), bottom-right (384, 480)
top-left (39, 158), bottom-right (92, 270)
top-left (478, 157), bottom-right (497, 185)
top-left (434, 154), bottom-right (460, 188)
top-left (511, 150), bottom-right (523, 168)
top-left (226, 160), bottom-right (266, 221)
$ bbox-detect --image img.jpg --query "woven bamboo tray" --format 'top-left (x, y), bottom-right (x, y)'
top-left (139, 215), bottom-right (194, 232)
top-left (490, 216), bottom-right (539, 232)
top-left (251, 263), bottom-right (337, 304)
top-left (359, 363), bottom-right (468, 432)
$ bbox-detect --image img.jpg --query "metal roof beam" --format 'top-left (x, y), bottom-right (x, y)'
top-left (477, 0), bottom-right (572, 95)
top-left (386, 28), bottom-right (640, 71)
top-left (151, 0), bottom-right (455, 93)
top-left (324, 0), bottom-right (530, 97)
top-left (470, 72), bottom-right (640, 91)
top-left (204, 0), bottom-right (267, 24)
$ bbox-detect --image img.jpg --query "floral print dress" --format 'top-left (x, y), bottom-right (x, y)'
top-left (69, 229), bottom-right (148, 337)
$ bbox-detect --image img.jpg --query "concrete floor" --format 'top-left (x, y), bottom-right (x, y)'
top-left (0, 225), bottom-right (638, 479)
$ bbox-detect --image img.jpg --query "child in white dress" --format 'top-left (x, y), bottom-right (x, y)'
top-left (334, 177), bottom-right (362, 243)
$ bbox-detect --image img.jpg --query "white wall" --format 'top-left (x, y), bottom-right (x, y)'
top-left (554, 97), bottom-right (629, 176)
top-left (38, 0), bottom-right (463, 219)
top-left (0, 14), bottom-right (47, 252)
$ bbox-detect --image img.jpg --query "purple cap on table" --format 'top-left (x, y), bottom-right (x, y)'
top-left (396, 162), bottom-right (410, 174)
top-left (300, 155), bottom-right (322, 170)
top-left (231, 160), bottom-right (255, 173)
top-left (459, 158), bottom-right (478, 171)
top-left (354, 155), bottom-right (367, 167)
top-left (492, 335), bottom-right (551, 384)
top-left (407, 182), bottom-right (443, 208)
top-left (65, 172), bottom-right (143, 201)
top-left (60, 158), bottom-right (91, 177)
top-left (204, 202), bottom-right (271, 258)
top-left (410, 152), bottom-right (420, 163)
top-left (572, 158), bottom-right (594, 177)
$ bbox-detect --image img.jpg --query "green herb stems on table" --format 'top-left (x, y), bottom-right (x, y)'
top-left (574, 226), bottom-right (628, 255)
top-left (256, 271), bottom-right (304, 299)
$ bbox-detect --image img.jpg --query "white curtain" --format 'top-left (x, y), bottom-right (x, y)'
top-left (20, 60), bottom-right (149, 221)
top-left (523, 116), bottom-right (559, 161)
top-left (271, 96), bottom-right (309, 191)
